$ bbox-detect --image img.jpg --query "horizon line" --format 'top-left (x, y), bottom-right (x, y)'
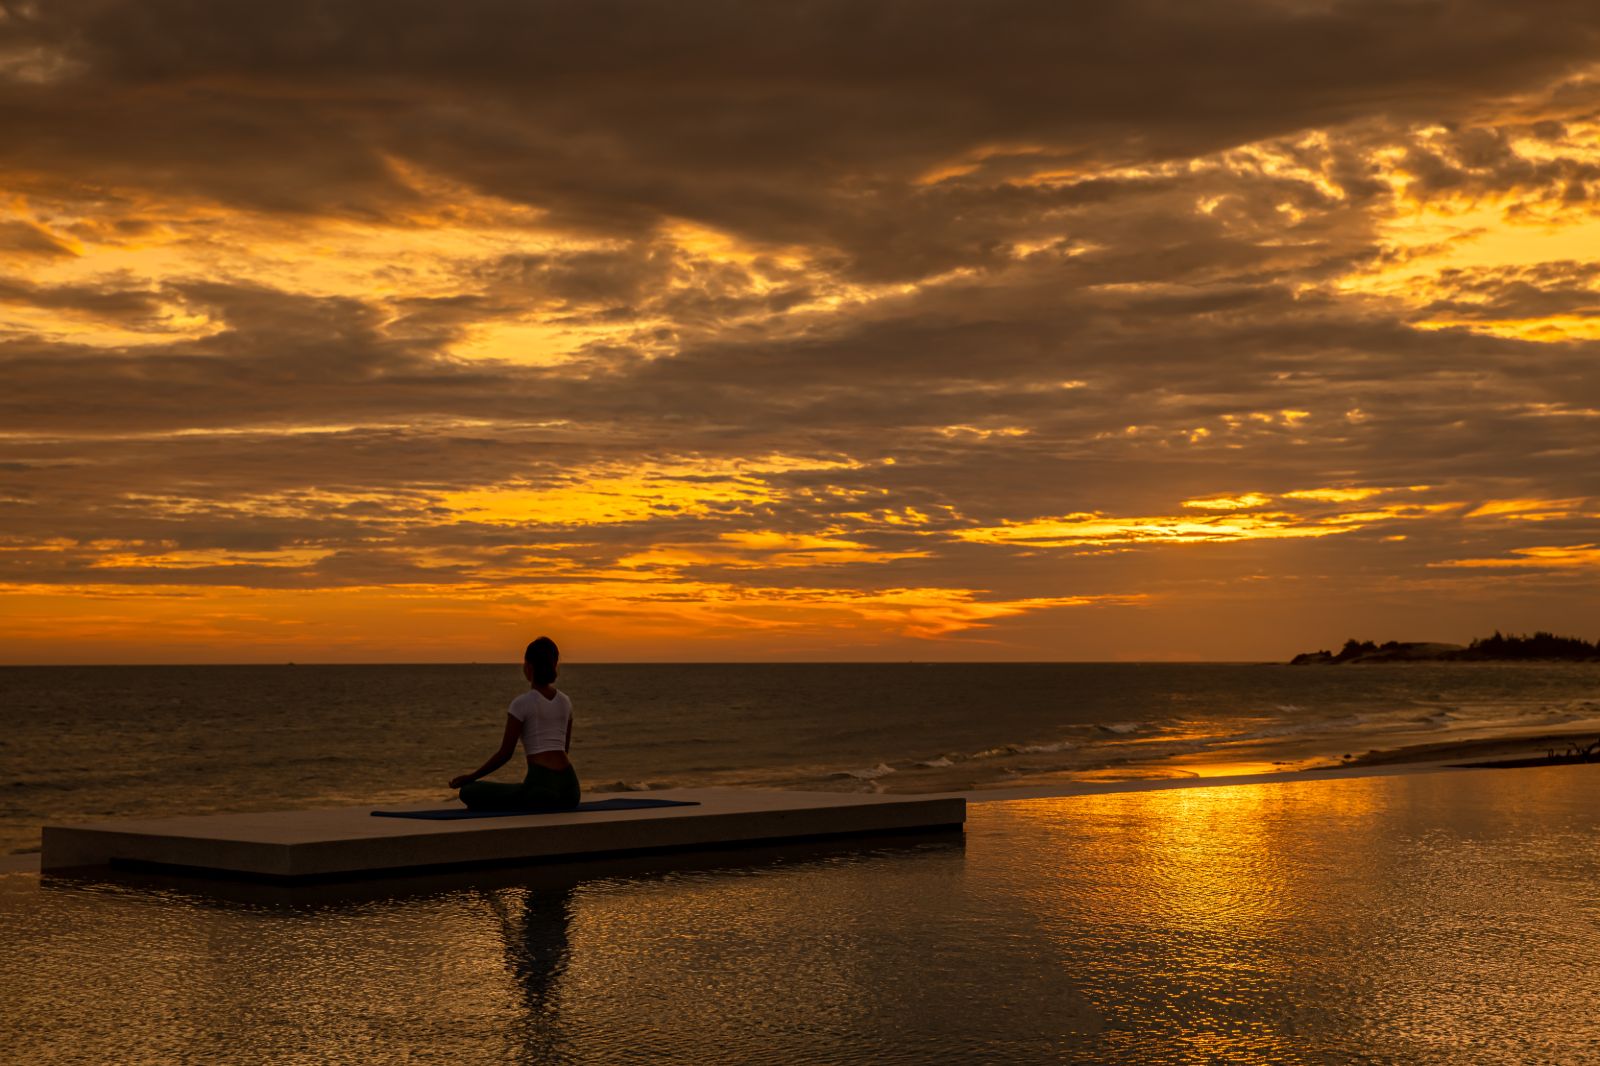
top-left (0, 658), bottom-right (1289, 668)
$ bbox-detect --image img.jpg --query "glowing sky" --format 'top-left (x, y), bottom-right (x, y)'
top-left (4, 1), bottom-right (1600, 662)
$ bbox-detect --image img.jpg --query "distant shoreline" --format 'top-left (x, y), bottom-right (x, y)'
top-left (1290, 631), bottom-right (1600, 665)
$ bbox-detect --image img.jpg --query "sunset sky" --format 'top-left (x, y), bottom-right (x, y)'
top-left (4, 1), bottom-right (1600, 662)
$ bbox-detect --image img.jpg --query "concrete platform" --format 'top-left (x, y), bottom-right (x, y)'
top-left (40, 788), bottom-right (965, 882)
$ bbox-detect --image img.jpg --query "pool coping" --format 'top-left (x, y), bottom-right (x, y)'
top-left (39, 788), bottom-right (966, 882)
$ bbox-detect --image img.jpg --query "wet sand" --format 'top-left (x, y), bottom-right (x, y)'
top-left (1319, 730), bottom-right (1600, 770)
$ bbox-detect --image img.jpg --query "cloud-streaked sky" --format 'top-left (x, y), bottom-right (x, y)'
top-left (4, 0), bottom-right (1600, 662)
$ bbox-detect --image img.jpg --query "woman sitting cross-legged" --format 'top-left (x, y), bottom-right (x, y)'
top-left (449, 636), bottom-right (580, 812)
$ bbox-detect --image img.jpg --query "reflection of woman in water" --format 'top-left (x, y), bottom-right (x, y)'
top-left (481, 882), bottom-right (576, 1054)
top-left (487, 884), bottom-right (576, 1012)
top-left (449, 637), bottom-right (581, 811)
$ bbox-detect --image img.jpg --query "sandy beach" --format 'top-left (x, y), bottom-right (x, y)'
top-left (1328, 731), bottom-right (1600, 769)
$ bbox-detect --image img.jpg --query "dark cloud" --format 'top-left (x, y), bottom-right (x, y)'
top-left (7, 2), bottom-right (1600, 262)
top-left (0, 219), bottom-right (75, 257)
top-left (0, 276), bottom-right (162, 320)
top-left (1421, 262), bottom-right (1600, 319)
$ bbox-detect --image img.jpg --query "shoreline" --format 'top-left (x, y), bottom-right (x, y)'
top-left (1312, 730), bottom-right (1600, 770)
top-left (945, 728), bottom-right (1600, 802)
top-left (953, 752), bottom-right (1597, 805)
top-left (857, 724), bottom-right (1600, 800)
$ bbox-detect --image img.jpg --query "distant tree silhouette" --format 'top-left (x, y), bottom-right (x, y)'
top-left (1465, 630), bottom-right (1598, 660)
top-left (1293, 630), bottom-right (1598, 663)
top-left (1334, 638), bottom-right (1379, 662)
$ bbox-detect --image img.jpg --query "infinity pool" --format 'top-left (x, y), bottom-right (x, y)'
top-left (5, 765), bottom-right (1597, 1064)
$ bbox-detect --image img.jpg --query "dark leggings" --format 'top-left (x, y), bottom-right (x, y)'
top-left (459, 762), bottom-right (581, 812)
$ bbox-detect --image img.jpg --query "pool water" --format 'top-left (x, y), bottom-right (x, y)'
top-left (4, 765), bottom-right (1597, 1064)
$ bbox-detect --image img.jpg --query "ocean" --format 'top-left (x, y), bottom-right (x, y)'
top-left (4, 661), bottom-right (1598, 856)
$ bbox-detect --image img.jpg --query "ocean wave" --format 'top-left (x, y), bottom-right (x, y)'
top-left (1095, 721), bottom-right (1145, 735)
top-left (1226, 714), bottom-right (1366, 742)
top-left (916, 757), bottom-right (954, 768)
top-left (832, 763), bottom-right (897, 780)
top-left (970, 739), bottom-right (1078, 759)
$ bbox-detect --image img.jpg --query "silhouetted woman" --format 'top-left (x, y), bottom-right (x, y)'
top-left (449, 637), bottom-right (580, 811)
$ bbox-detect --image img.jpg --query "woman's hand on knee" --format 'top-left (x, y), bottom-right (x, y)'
top-left (449, 774), bottom-right (473, 790)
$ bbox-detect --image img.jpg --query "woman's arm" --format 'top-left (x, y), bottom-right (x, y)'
top-left (449, 714), bottom-right (521, 790)
top-left (565, 713), bottom-right (573, 754)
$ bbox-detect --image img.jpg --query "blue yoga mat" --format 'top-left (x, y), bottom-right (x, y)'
top-left (371, 798), bottom-right (700, 820)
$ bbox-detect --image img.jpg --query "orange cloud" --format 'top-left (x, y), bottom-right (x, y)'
top-left (1181, 492), bottom-right (1273, 511)
top-left (954, 498), bottom-right (1454, 549)
top-left (1464, 498), bottom-right (1591, 520)
top-left (1433, 544), bottom-right (1600, 569)
top-left (0, 580), bottom-right (1143, 663)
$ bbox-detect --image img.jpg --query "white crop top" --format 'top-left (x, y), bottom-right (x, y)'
top-left (508, 689), bottom-right (572, 755)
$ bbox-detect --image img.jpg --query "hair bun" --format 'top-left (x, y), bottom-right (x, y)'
top-left (524, 636), bottom-right (560, 685)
